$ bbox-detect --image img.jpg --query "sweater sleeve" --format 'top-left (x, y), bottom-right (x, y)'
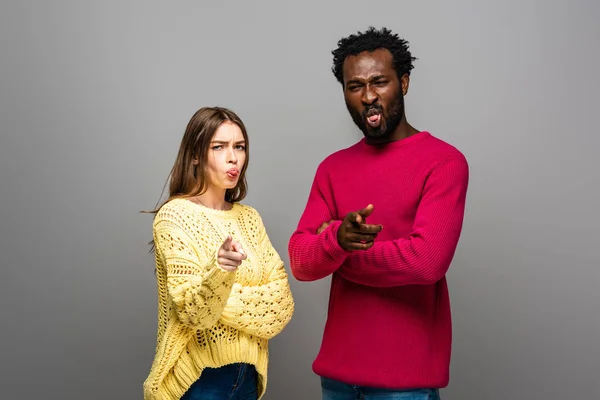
top-left (153, 213), bottom-right (236, 330)
top-left (337, 155), bottom-right (469, 287)
top-left (220, 212), bottom-right (295, 339)
top-left (288, 163), bottom-right (349, 281)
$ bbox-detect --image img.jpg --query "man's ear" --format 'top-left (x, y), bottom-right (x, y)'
top-left (401, 73), bottom-right (410, 96)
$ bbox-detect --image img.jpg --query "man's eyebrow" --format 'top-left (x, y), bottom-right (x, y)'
top-left (346, 75), bottom-right (387, 85)
top-left (346, 78), bottom-right (363, 85)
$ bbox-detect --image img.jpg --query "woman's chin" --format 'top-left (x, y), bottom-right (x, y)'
top-left (221, 181), bottom-right (238, 190)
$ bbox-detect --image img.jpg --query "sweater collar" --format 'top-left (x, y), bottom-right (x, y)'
top-left (358, 131), bottom-right (430, 153)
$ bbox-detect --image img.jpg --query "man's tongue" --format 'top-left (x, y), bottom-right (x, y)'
top-left (367, 113), bottom-right (381, 127)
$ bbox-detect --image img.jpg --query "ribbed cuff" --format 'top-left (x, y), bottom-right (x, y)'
top-left (323, 220), bottom-right (349, 262)
top-left (204, 253), bottom-right (237, 289)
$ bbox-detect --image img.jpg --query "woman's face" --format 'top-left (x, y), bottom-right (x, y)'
top-left (203, 121), bottom-right (247, 192)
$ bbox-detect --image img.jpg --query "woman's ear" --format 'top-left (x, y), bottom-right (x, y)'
top-left (192, 157), bottom-right (199, 166)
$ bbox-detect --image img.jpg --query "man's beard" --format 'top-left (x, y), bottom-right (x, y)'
top-left (347, 96), bottom-right (404, 141)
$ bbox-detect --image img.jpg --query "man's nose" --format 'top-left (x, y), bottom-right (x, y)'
top-left (362, 86), bottom-right (378, 105)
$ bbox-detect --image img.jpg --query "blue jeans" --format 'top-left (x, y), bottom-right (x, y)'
top-left (321, 377), bottom-right (440, 400)
top-left (180, 363), bottom-right (258, 400)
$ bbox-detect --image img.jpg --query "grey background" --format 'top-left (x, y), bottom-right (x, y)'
top-left (1, 0), bottom-right (598, 399)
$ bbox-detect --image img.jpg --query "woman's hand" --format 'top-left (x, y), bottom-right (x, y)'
top-left (217, 235), bottom-right (247, 272)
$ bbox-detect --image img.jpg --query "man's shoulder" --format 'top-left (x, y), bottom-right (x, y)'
top-left (317, 140), bottom-right (363, 172)
top-left (425, 132), bottom-right (467, 164)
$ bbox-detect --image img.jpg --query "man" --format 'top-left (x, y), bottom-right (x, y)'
top-left (288, 27), bottom-right (469, 400)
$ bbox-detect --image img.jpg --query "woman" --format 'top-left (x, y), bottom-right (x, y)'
top-left (143, 107), bottom-right (294, 400)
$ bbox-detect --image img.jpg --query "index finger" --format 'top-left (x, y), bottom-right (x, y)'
top-left (222, 235), bottom-right (233, 251)
top-left (347, 212), bottom-right (363, 225)
top-left (357, 223), bottom-right (382, 234)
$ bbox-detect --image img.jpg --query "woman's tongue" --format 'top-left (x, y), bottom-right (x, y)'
top-left (367, 113), bottom-right (381, 127)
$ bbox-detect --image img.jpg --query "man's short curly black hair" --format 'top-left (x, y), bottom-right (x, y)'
top-left (332, 26), bottom-right (417, 85)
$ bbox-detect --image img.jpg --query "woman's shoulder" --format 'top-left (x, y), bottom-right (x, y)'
top-left (235, 202), bottom-right (263, 222)
top-left (153, 198), bottom-right (196, 227)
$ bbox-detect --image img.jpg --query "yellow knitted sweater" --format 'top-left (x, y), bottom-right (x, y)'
top-left (143, 198), bottom-right (294, 400)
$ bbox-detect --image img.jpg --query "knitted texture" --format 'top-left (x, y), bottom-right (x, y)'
top-left (144, 199), bottom-right (294, 400)
top-left (289, 131), bottom-right (469, 389)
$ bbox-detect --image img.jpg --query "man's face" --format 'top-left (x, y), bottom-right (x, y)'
top-left (342, 49), bottom-right (407, 143)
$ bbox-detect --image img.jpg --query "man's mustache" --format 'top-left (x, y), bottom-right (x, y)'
top-left (362, 104), bottom-right (383, 118)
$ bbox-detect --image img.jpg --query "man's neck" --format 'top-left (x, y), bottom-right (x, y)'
top-left (365, 120), bottom-right (418, 145)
